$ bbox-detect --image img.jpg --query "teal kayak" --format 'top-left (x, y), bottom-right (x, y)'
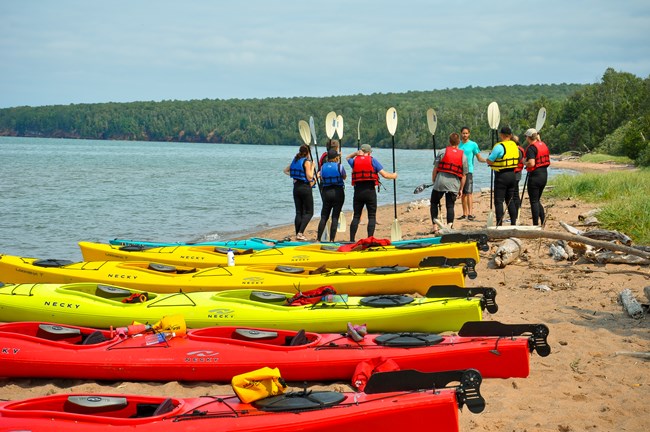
top-left (109, 233), bottom-right (488, 251)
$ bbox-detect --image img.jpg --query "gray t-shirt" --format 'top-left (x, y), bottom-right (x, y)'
top-left (432, 150), bottom-right (468, 193)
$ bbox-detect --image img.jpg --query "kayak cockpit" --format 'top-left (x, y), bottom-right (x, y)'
top-left (189, 327), bottom-right (319, 347)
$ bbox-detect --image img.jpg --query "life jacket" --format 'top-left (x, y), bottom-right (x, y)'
top-left (289, 157), bottom-right (308, 182)
top-left (286, 286), bottom-right (336, 305)
top-left (490, 140), bottom-right (520, 172)
top-left (337, 236), bottom-right (391, 252)
top-left (351, 155), bottom-right (379, 185)
top-left (526, 141), bottom-right (551, 172)
top-left (514, 145), bottom-right (525, 173)
top-left (437, 146), bottom-right (464, 178)
top-left (320, 161), bottom-right (344, 187)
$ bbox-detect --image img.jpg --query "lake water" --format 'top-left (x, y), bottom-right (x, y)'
top-left (0, 137), bottom-right (570, 260)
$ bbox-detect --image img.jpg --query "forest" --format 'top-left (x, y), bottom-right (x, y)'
top-left (1, 68), bottom-right (648, 166)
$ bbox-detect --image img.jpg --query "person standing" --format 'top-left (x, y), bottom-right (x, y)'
top-left (317, 148), bottom-right (347, 242)
top-left (510, 134), bottom-right (525, 222)
top-left (523, 128), bottom-right (551, 225)
top-left (486, 126), bottom-right (520, 226)
top-left (346, 144), bottom-right (397, 242)
top-left (431, 132), bottom-right (467, 233)
top-left (283, 144), bottom-right (315, 240)
top-left (457, 126), bottom-right (485, 221)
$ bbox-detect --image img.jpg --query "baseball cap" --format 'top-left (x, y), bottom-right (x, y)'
top-left (360, 144), bottom-right (372, 153)
top-left (524, 128), bottom-right (537, 137)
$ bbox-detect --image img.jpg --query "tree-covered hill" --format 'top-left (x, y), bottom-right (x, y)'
top-left (0, 83), bottom-right (582, 149)
top-left (2, 68), bottom-right (648, 166)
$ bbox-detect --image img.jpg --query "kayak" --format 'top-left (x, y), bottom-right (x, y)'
top-left (109, 232), bottom-right (490, 251)
top-left (0, 369), bottom-right (485, 432)
top-left (0, 321), bottom-right (549, 382)
top-left (0, 255), bottom-right (467, 296)
top-left (77, 239), bottom-right (481, 270)
top-left (0, 282), bottom-right (496, 332)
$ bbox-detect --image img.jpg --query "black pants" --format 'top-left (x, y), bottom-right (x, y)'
top-left (527, 168), bottom-right (548, 225)
top-left (430, 189), bottom-right (457, 224)
top-left (293, 182), bottom-right (313, 234)
top-left (350, 182), bottom-right (377, 241)
top-left (317, 186), bottom-right (345, 242)
top-left (494, 170), bottom-right (518, 226)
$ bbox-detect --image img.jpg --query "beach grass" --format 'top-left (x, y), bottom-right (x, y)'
top-left (548, 169), bottom-right (650, 244)
top-left (576, 153), bottom-right (635, 165)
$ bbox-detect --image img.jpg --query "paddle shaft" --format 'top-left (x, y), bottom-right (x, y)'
top-left (391, 135), bottom-right (397, 218)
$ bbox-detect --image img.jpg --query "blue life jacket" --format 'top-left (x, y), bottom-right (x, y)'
top-left (289, 157), bottom-right (308, 182)
top-left (320, 161), bottom-right (344, 187)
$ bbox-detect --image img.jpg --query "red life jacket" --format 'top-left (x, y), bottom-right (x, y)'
top-left (515, 145), bottom-right (525, 173)
top-left (437, 147), bottom-right (464, 178)
top-left (351, 155), bottom-right (379, 186)
top-left (526, 141), bottom-right (551, 172)
top-left (337, 236), bottom-right (391, 252)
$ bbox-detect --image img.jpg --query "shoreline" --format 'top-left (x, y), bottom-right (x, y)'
top-left (0, 158), bottom-right (646, 431)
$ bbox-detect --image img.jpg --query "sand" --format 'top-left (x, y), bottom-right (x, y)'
top-left (1, 158), bottom-right (647, 431)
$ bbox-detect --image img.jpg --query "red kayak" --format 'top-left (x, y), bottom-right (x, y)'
top-left (0, 369), bottom-right (485, 432)
top-left (0, 321), bottom-right (550, 384)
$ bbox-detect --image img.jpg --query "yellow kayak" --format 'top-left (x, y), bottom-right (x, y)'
top-left (0, 255), bottom-right (466, 296)
top-left (0, 282), bottom-right (495, 332)
top-left (78, 240), bottom-right (480, 270)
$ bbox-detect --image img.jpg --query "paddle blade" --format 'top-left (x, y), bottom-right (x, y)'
top-left (487, 101), bottom-right (500, 129)
top-left (325, 111), bottom-right (337, 139)
top-left (335, 115), bottom-right (344, 139)
top-left (386, 107), bottom-right (398, 136)
top-left (337, 211), bottom-right (347, 233)
top-left (390, 218), bottom-right (402, 241)
top-left (487, 210), bottom-right (495, 228)
top-left (357, 117), bottom-right (361, 141)
top-left (535, 107), bottom-right (547, 131)
top-left (321, 221), bottom-right (330, 242)
top-left (426, 108), bottom-right (438, 135)
top-left (309, 116), bottom-right (317, 145)
top-left (413, 183), bottom-right (432, 194)
top-left (298, 120), bottom-right (311, 145)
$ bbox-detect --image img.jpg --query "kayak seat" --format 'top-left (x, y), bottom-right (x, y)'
top-left (287, 329), bottom-right (309, 346)
top-left (148, 263), bottom-right (177, 273)
top-left (119, 245), bottom-right (152, 252)
top-left (308, 264), bottom-right (328, 275)
top-left (152, 398), bottom-right (174, 416)
top-left (365, 266), bottom-right (409, 275)
top-left (250, 291), bottom-right (286, 303)
top-left (274, 265), bottom-right (305, 274)
top-left (320, 244), bottom-right (339, 251)
top-left (214, 247), bottom-right (254, 255)
top-left (80, 331), bottom-right (108, 345)
top-left (234, 328), bottom-right (279, 340)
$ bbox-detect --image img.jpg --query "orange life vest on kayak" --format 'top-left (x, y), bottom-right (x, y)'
top-left (437, 147), bottom-right (464, 178)
top-left (526, 141), bottom-right (551, 172)
top-left (351, 155), bottom-right (379, 186)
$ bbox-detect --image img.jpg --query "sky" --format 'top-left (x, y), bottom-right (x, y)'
top-left (1, 0), bottom-right (649, 109)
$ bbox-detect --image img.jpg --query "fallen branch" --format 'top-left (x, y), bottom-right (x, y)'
top-left (463, 227), bottom-right (650, 262)
top-left (614, 351), bottom-right (650, 360)
top-left (619, 289), bottom-right (645, 319)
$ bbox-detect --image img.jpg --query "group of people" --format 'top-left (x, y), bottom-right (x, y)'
top-left (285, 141), bottom-right (397, 242)
top-left (430, 126), bottom-right (550, 232)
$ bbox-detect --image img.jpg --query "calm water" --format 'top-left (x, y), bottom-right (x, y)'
top-left (0, 137), bottom-right (569, 260)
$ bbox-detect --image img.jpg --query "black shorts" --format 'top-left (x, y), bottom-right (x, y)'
top-left (462, 173), bottom-right (473, 194)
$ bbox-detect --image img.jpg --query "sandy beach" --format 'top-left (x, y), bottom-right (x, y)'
top-left (1, 158), bottom-right (647, 431)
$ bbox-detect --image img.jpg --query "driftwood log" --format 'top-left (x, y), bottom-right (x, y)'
top-left (619, 289), bottom-right (645, 319)
top-left (493, 238), bottom-right (524, 268)
top-left (645, 286), bottom-right (650, 303)
top-left (463, 227), bottom-right (650, 262)
top-left (559, 222), bottom-right (633, 245)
